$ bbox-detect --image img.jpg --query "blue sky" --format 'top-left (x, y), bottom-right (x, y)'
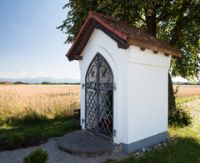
top-left (0, 0), bottom-right (80, 79)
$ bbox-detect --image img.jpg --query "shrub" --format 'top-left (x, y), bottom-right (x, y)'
top-left (23, 148), bottom-right (48, 163)
top-left (169, 105), bottom-right (192, 127)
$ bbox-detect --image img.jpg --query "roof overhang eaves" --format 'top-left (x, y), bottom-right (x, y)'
top-left (66, 16), bottom-right (92, 61)
top-left (66, 14), bottom-right (129, 61)
top-left (127, 38), bottom-right (182, 58)
top-left (66, 11), bottom-right (182, 61)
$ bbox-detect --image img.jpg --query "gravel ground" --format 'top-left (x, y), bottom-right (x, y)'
top-left (0, 137), bottom-right (127, 163)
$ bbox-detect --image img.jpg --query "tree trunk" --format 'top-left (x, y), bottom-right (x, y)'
top-left (145, 7), bottom-right (157, 37)
top-left (146, 14), bottom-right (156, 36)
top-left (168, 73), bottom-right (176, 113)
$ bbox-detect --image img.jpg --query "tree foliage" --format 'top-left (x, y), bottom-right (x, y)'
top-left (58, 0), bottom-right (200, 78)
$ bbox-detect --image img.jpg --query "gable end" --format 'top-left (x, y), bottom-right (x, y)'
top-left (67, 19), bottom-right (129, 61)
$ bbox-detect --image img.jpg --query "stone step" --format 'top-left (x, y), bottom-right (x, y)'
top-left (57, 130), bottom-right (122, 157)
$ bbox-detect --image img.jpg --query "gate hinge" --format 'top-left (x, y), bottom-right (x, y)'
top-left (113, 129), bottom-right (117, 137)
top-left (82, 83), bottom-right (85, 89)
top-left (82, 118), bottom-right (85, 124)
top-left (113, 83), bottom-right (116, 90)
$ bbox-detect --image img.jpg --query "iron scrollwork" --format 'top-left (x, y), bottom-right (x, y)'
top-left (85, 53), bottom-right (113, 139)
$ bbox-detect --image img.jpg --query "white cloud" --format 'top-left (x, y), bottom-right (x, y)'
top-left (172, 76), bottom-right (189, 83)
top-left (38, 70), bottom-right (46, 74)
top-left (0, 70), bottom-right (47, 78)
top-left (21, 70), bottom-right (28, 75)
top-left (0, 69), bottom-right (80, 79)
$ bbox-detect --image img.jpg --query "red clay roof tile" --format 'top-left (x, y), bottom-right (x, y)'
top-left (67, 11), bottom-right (181, 61)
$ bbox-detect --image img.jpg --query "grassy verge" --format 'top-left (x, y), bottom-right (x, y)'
top-left (0, 85), bottom-right (81, 151)
top-left (108, 97), bottom-right (200, 163)
top-left (176, 95), bottom-right (199, 105)
top-left (112, 127), bottom-right (200, 163)
top-left (0, 116), bottom-right (80, 151)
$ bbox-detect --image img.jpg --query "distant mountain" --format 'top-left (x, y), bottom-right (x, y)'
top-left (0, 77), bottom-right (80, 84)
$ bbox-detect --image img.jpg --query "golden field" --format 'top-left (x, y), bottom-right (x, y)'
top-left (0, 84), bottom-right (199, 121)
top-left (0, 84), bottom-right (80, 120)
top-left (174, 85), bottom-right (200, 97)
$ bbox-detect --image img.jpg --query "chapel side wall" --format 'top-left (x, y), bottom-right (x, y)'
top-left (79, 29), bottom-right (129, 144)
top-left (127, 46), bottom-right (171, 144)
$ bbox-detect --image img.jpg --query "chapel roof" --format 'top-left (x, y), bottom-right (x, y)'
top-left (66, 11), bottom-right (181, 61)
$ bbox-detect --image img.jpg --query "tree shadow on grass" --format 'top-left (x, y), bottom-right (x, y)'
top-left (4, 111), bottom-right (50, 126)
top-left (0, 111), bottom-right (80, 151)
top-left (115, 137), bottom-right (200, 163)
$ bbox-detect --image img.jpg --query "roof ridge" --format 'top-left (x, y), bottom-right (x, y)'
top-left (89, 11), bottom-right (148, 33)
top-left (66, 10), bottom-right (181, 60)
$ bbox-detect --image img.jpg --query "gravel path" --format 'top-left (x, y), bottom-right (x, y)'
top-left (0, 137), bottom-right (127, 163)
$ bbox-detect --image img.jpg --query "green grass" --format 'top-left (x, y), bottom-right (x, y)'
top-left (176, 96), bottom-right (199, 105)
top-left (0, 115), bottom-right (80, 151)
top-left (108, 127), bottom-right (200, 163)
top-left (107, 97), bottom-right (200, 163)
top-left (113, 127), bottom-right (200, 163)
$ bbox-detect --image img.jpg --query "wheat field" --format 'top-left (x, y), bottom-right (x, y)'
top-left (174, 85), bottom-right (200, 97)
top-left (1, 84), bottom-right (200, 121)
top-left (0, 84), bottom-right (80, 121)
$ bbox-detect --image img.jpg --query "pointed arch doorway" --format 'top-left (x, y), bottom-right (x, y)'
top-left (85, 53), bottom-right (114, 139)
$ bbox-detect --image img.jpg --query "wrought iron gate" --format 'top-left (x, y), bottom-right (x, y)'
top-left (85, 53), bottom-right (113, 139)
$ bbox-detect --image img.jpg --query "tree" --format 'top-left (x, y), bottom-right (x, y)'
top-left (58, 0), bottom-right (200, 111)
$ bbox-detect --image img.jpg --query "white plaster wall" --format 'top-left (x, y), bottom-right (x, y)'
top-left (79, 29), bottom-right (129, 144)
top-left (127, 46), bottom-right (171, 143)
top-left (78, 28), bottom-right (171, 145)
